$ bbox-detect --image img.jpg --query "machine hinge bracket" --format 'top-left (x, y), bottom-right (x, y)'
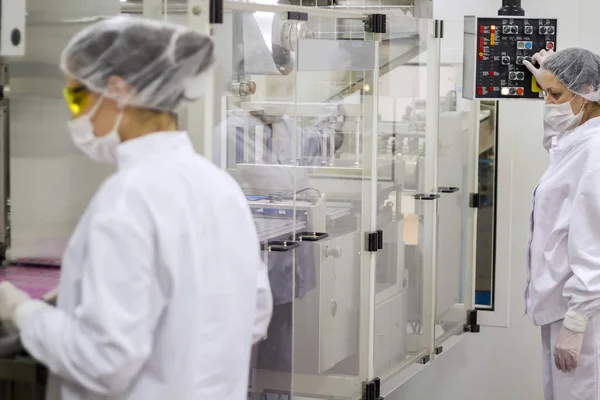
top-left (463, 309), bottom-right (481, 333)
top-left (435, 346), bottom-right (444, 355)
top-left (469, 193), bottom-right (481, 208)
top-left (364, 14), bottom-right (386, 33)
top-left (363, 377), bottom-right (384, 400)
top-left (209, 0), bottom-right (223, 24)
top-left (365, 230), bottom-right (383, 252)
top-left (287, 11), bottom-right (308, 21)
top-left (432, 20), bottom-right (444, 38)
top-left (420, 354), bottom-right (431, 364)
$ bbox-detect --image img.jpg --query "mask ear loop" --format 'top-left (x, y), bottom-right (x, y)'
top-left (111, 109), bottom-right (126, 141)
top-left (86, 95), bottom-right (105, 120)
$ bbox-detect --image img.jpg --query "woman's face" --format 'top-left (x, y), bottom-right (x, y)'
top-left (539, 71), bottom-right (587, 114)
top-left (65, 75), bottom-right (124, 138)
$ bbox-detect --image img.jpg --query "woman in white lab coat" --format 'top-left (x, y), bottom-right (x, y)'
top-left (0, 16), bottom-right (272, 400)
top-left (524, 48), bottom-right (600, 399)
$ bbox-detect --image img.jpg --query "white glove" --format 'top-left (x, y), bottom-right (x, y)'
top-left (0, 282), bottom-right (31, 325)
top-left (523, 49), bottom-right (555, 80)
top-left (555, 326), bottom-right (585, 373)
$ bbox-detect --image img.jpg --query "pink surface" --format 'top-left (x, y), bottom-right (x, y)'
top-left (0, 266), bottom-right (60, 299)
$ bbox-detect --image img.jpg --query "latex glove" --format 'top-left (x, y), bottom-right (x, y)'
top-left (523, 49), bottom-right (555, 80)
top-left (555, 326), bottom-right (585, 373)
top-left (0, 282), bottom-right (31, 325)
top-left (43, 287), bottom-right (58, 306)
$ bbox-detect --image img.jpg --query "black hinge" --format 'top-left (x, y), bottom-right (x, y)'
top-left (414, 193), bottom-right (440, 201)
top-left (287, 11), bottom-right (308, 21)
top-left (469, 193), bottom-right (481, 208)
top-left (439, 186), bottom-right (460, 194)
top-left (209, 0), bottom-right (223, 23)
top-left (433, 20), bottom-right (444, 38)
top-left (420, 354), bottom-right (431, 364)
top-left (365, 230), bottom-right (384, 252)
top-left (364, 14), bottom-right (387, 33)
top-left (435, 346), bottom-right (443, 355)
top-left (463, 309), bottom-right (481, 333)
top-left (364, 377), bottom-right (384, 400)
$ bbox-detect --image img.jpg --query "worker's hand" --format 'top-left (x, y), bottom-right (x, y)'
top-left (43, 287), bottom-right (58, 306)
top-left (555, 325), bottom-right (584, 373)
top-left (523, 49), bottom-right (555, 80)
top-left (0, 282), bottom-right (30, 325)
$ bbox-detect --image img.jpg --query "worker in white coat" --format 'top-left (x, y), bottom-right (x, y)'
top-left (0, 16), bottom-right (273, 400)
top-left (524, 48), bottom-right (600, 399)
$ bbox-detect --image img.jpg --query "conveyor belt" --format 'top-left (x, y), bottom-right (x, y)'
top-left (253, 217), bottom-right (307, 242)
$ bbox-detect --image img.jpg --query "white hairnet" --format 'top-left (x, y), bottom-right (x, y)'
top-left (541, 48), bottom-right (600, 103)
top-left (60, 15), bottom-right (215, 112)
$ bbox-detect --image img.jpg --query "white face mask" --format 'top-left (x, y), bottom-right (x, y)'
top-left (67, 97), bottom-right (124, 164)
top-left (543, 95), bottom-right (586, 150)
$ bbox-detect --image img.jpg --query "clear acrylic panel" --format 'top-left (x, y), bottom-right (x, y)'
top-left (373, 15), bottom-right (435, 379)
top-left (290, 13), bottom-right (375, 400)
top-left (434, 19), bottom-right (475, 345)
top-left (210, 8), bottom-right (299, 399)
top-left (210, 7), bottom-right (374, 399)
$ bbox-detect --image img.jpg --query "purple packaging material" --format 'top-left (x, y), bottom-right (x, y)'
top-left (0, 266), bottom-right (61, 299)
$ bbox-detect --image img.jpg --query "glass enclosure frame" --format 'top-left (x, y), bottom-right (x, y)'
top-left (144, 0), bottom-right (472, 398)
top-left (173, 2), bottom-right (478, 397)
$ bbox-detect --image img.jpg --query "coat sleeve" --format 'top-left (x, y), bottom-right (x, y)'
top-left (252, 260), bottom-right (273, 344)
top-left (564, 166), bottom-right (600, 332)
top-left (16, 187), bottom-right (160, 396)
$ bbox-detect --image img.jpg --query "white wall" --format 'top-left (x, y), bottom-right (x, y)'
top-left (387, 0), bottom-right (600, 398)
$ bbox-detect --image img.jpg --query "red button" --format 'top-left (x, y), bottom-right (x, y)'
top-left (546, 41), bottom-right (555, 50)
top-left (490, 71), bottom-right (495, 76)
top-left (480, 25), bottom-right (485, 33)
top-left (517, 87), bottom-right (525, 96)
top-left (489, 86), bottom-right (495, 92)
top-left (478, 87), bottom-right (484, 95)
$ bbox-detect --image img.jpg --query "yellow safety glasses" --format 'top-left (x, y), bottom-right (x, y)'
top-left (63, 85), bottom-right (92, 117)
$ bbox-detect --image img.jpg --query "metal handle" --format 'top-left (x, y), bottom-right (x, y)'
top-left (438, 186), bottom-right (460, 194)
top-left (261, 240), bottom-right (300, 252)
top-left (293, 232), bottom-right (329, 242)
top-left (414, 193), bottom-right (440, 201)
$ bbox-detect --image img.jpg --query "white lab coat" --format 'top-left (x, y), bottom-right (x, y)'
top-left (525, 117), bottom-right (600, 325)
top-left (525, 117), bottom-right (600, 399)
top-left (16, 132), bottom-right (273, 400)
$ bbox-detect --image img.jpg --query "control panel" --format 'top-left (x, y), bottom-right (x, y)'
top-left (463, 16), bottom-right (558, 100)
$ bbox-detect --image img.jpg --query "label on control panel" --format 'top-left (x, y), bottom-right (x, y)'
top-left (472, 17), bottom-right (557, 100)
